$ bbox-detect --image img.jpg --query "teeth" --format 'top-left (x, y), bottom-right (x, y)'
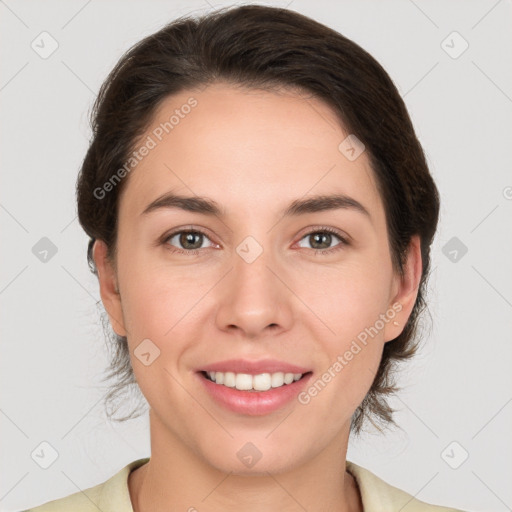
top-left (271, 372), bottom-right (284, 388)
top-left (253, 373), bottom-right (272, 391)
top-left (205, 371), bottom-right (304, 391)
top-left (235, 373), bottom-right (253, 390)
top-left (223, 372), bottom-right (236, 388)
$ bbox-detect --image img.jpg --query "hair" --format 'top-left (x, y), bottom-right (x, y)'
top-left (76, 4), bottom-right (440, 434)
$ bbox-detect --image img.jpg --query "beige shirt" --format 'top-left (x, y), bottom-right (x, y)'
top-left (24, 457), bottom-right (466, 511)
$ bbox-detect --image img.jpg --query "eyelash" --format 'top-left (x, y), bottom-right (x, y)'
top-left (161, 226), bottom-right (349, 257)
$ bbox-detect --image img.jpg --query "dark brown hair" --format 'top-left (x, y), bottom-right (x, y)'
top-left (77, 4), bottom-right (440, 434)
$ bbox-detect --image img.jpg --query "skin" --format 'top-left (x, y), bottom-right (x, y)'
top-left (93, 83), bottom-right (422, 512)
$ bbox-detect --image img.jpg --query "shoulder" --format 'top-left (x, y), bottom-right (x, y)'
top-left (346, 460), bottom-right (467, 511)
top-left (22, 457), bottom-right (468, 512)
top-left (21, 458), bottom-right (150, 512)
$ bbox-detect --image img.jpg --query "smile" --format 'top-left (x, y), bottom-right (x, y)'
top-left (197, 366), bottom-right (313, 415)
top-left (203, 370), bottom-right (303, 391)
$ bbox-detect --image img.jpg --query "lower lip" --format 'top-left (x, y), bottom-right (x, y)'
top-left (197, 372), bottom-right (313, 416)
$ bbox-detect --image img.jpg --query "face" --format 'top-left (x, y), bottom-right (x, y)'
top-left (95, 83), bottom-right (421, 475)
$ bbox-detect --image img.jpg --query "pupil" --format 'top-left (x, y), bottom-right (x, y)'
top-left (181, 232), bottom-right (201, 249)
top-left (178, 232), bottom-right (332, 250)
top-left (312, 233), bottom-right (330, 249)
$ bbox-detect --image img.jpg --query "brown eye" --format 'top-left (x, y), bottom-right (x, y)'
top-left (163, 230), bottom-right (214, 254)
top-left (308, 232), bottom-right (333, 250)
top-left (297, 228), bottom-right (348, 254)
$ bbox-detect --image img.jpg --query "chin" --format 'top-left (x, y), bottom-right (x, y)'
top-left (192, 433), bottom-right (316, 477)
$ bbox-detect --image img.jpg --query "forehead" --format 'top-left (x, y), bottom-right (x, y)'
top-left (119, 83), bottom-right (384, 224)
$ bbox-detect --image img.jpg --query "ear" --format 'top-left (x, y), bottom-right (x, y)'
top-left (383, 234), bottom-right (423, 342)
top-left (93, 239), bottom-right (128, 337)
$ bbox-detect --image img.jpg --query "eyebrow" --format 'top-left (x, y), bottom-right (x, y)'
top-left (141, 192), bottom-right (371, 220)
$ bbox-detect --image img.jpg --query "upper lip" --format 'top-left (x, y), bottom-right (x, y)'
top-left (199, 359), bottom-right (311, 375)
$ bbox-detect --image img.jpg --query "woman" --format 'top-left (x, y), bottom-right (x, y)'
top-left (25, 4), bottom-right (467, 511)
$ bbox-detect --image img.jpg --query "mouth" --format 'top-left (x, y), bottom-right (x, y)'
top-left (201, 370), bottom-right (309, 391)
top-left (196, 363), bottom-right (313, 416)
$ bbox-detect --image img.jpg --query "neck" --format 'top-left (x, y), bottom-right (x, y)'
top-left (129, 410), bottom-right (363, 512)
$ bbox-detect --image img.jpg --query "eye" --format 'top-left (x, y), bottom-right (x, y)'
top-left (160, 226), bottom-right (349, 256)
top-left (297, 227), bottom-right (349, 255)
top-left (163, 229), bottom-right (215, 255)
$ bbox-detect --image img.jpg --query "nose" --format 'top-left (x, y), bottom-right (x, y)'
top-left (214, 241), bottom-right (293, 340)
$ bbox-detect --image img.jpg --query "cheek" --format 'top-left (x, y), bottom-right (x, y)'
top-left (118, 246), bottom-right (393, 351)
top-left (297, 254), bottom-right (393, 336)
top-left (296, 258), bottom-right (391, 406)
top-left (116, 246), bottom-right (213, 337)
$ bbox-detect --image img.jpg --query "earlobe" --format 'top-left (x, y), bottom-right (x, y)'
top-left (384, 235), bottom-right (423, 342)
top-left (93, 239), bottom-right (127, 337)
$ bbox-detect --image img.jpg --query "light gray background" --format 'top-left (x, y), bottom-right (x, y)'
top-left (1, 1), bottom-right (511, 511)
